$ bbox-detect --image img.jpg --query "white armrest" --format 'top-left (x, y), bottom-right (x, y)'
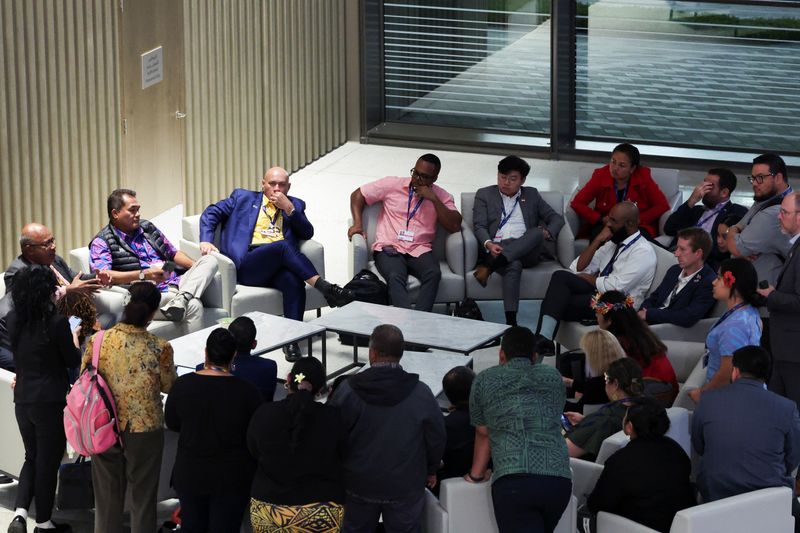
top-left (422, 488), bottom-right (448, 533)
top-left (299, 239), bottom-right (325, 278)
top-left (557, 218), bottom-right (576, 268)
top-left (570, 457), bottom-right (604, 506)
top-left (350, 232), bottom-right (368, 277)
top-left (445, 230), bottom-right (465, 276)
top-left (462, 222), bottom-right (479, 272)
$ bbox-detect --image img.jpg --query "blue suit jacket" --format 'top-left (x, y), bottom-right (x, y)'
top-left (199, 189), bottom-right (314, 269)
top-left (640, 263), bottom-right (716, 327)
top-left (195, 351), bottom-right (277, 402)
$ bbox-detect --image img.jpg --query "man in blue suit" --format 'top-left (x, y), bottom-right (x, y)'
top-left (638, 227), bottom-right (716, 328)
top-left (199, 167), bottom-right (352, 361)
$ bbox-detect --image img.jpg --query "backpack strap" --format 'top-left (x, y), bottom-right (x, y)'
top-left (91, 329), bottom-right (106, 370)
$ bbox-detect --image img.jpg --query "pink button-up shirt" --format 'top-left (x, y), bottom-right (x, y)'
top-left (361, 176), bottom-right (457, 257)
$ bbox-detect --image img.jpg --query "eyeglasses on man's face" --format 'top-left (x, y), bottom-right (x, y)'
top-left (410, 168), bottom-right (436, 182)
top-left (748, 172), bottom-right (775, 185)
top-left (780, 208), bottom-right (799, 217)
top-left (27, 238), bottom-right (56, 249)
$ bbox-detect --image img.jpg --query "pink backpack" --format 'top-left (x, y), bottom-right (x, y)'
top-left (64, 330), bottom-right (122, 455)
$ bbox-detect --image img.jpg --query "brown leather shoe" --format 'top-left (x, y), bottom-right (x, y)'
top-left (473, 265), bottom-right (491, 287)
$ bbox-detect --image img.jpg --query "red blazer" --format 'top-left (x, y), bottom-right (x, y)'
top-left (570, 164), bottom-right (669, 237)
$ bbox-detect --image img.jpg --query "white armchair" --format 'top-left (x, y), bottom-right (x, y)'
top-left (349, 202), bottom-right (465, 306)
top-left (597, 486), bottom-right (794, 533)
top-left (181, 215), bottom-right (327, 318)
top-left (0, 369), bottom-right (24, 477)
top-left (422, 476), bottom-right (577, 533)
top-left (461, 191), bottom-right (576, 301)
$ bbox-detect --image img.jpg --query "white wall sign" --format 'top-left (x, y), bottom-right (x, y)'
top-left (141, 46), bottom-right (164, 89)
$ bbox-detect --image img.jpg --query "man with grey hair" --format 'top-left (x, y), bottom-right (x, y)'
top-left (329, 324), bottom-right (446, 532)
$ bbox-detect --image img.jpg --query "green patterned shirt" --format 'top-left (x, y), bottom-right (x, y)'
top-left (470, 358), bottom-right (570, 481)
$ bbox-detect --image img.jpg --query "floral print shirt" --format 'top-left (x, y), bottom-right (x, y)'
top-left (81, 323), bottom-right (176, 433)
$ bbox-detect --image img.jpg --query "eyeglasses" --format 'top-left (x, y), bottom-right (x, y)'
top-left (748, 172), bottom-right (775, 184)
top-left (410, 168), bottom-right (436, 182)
top-left (27, 238), bottom-right (55, 249)
top-left (604, 373), bottom-right (611, 384)
top-left (780, 208), bottom-right (799, 217)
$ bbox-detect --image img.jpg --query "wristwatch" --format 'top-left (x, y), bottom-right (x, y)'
top-left (138, 270), bottom-right (146, 281)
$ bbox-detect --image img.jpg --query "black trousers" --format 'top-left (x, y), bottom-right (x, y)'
top-left (14, 402), bottom-right (67, 522)
top-left (178, 490), bottom-right (250, 533)
top-left (341, 489), bottom-right (426, 533)
top-left (491, 474), bottom-right (572, 533)
top-left (539, 270), bottom-right (596, 324)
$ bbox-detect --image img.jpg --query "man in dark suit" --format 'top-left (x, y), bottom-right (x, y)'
top-left (664, 168), bottom-right (747, 264)
top-left (200, 167), bottom-right (352, 361)
top-left (759, 192), bottom-right (800, 409)
top-left (692, 345), bottom-right (800, 529)
top-left (472, 156), bottom-right (564, 326)
top-left (638, 227), bottom-right (716, 328)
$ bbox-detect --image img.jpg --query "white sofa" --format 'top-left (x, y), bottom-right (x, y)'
top-left (350, 202), bottom-right (465, 306)
top-left (423, 476), bottom-right (577, 533)
top-left (181, 214), bottom-right (327, 318)
top-left (461, 191), bottom-right (577, 301)
top-left (597, 486), bottom-right (795, 533)
top-left (0, 368), bottom-right (25, 477)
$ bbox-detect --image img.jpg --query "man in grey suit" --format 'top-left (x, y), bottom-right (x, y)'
top-left (472, 156), bottom-right (564, 326)
top-left (759, 191), bottom-right (800, 409)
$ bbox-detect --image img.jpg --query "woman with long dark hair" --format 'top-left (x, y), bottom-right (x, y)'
top-left (83, 281), bottom-right (176, 533)
top-left (688, 257), bottom-right (762, 403)
top-left (7, 265), bottom-right (80, 533)
top-left (248, 357), bottom-right (346, 532)
top-left (165, 327), bottom-right (262, 533)
top-left (593, 290), bottom-right (678, 399)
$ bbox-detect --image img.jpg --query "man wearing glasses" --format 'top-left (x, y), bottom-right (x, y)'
top-left (725, 153), bottom-right (792, 286)
top-left (348, 154), bottom-right (462, 312)
top-left (758, 191), bottom-right (800, 411)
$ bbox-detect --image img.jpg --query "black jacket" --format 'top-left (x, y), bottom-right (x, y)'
top-left (640, 263), bottom-right (716, 327)
top-left (328, 365), bottom-right (446, 500)
top-left (664, 200), bottom-right (748, 257)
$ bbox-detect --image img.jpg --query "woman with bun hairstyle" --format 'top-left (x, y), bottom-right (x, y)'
top-left (570, 143), bottom-right (669, 239)
top-left (593, 290), bottom-right (679, 400)
top-left (248, 357), bottom-right (346, 532)
top-left (564, 357), bottom-right (644, 461)
top-left (688, 257), bottom-right (762, 403)
top-left (82, 281), bottom-right (177, 533)
top-left (586, 397), bottom-right (694, 532)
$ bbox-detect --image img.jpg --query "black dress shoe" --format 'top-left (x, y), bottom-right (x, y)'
top-left (33, 521), bottom-right (72, 533)
top-left (283, 342), bottom-right (302, 362)
top-left (321, 283), bottom-right (355, 308)
top-left (7, 515), bottom-right (26, 533)
top-left (0, 474), bottom-right (14, 484)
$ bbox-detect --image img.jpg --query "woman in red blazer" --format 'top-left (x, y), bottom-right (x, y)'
top-left (571, 143), bottom-right (669, 239)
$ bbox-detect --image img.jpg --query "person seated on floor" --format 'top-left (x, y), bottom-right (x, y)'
top-left (471, 155), bottom-right (564, 326)
top-left (594, 290), bottom-right (678, 402)
top-left (562, 329), bottom-right (625, 413)
top-left (437, 366), bottom-right (476, 484)
top-left (199, 167), bottom-right (353, 362)
top-left (536, 201), bottom-right (656, 340)
top-left (710, 214), bottom-right (742, 271)
top-left (90, 189), bottom-right (219, 331)
top-left (585, 397), bottom-right (695, 533)
top-left (564, 357), bottom-right (644, 461)
top-left (194, 316), bottom-right (277, 401)
top-left (638, 227), bottom-right (716, 328)
top-left (664, 167), bottom-right (747, 254)
top-left (570, 143), bottom-right (669, 240)
top-left (688, 258), bottom-right (762, 404)
top-left (692, 345), bottom-right (800, 530)
top-left (347, 153), bottom-right (462, 312)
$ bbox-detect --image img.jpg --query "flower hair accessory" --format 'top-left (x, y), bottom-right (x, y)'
top-left (590, 292), bottom-right (635, 315)
top-left (722, 271), bottom-right (736, 288)
top-left (293, 372), bottom-right (306, 384)
top-left (293, 372), bottom-right (314, 392)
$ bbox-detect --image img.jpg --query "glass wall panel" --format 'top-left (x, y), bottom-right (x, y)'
top-left (576, 1), bottom-right (800, 154)
top-left (383, 1), bottom-right (552, 134)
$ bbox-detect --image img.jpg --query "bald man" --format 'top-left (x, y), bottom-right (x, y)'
top-left (200, 167), bottom-right (352, 361)
top-left (536, 202), bottom-right (657, 339)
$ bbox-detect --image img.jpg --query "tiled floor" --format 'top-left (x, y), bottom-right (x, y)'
top-left (0, 141), bottom-right (754, 531)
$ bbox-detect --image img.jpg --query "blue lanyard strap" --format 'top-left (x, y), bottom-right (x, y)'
top-left (406, 185), bottom-right (424, 229)
top-left (262, 203), bottom-right (281, 226)
top-left (697, 203), bottom-right (725, 227)
top-left (496, 194), bottom-right (521, 233)
top-left (709, 302), bottom-right (747, 333)
top-left (600, 233), bottom-right (641, 277)
top-left (615, 182), bottom-right (628, 203)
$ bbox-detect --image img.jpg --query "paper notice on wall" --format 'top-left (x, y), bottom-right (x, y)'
top-left (141, 46), bottom-right (163, 89)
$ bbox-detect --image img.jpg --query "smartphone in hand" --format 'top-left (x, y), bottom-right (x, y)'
top-left (162, 261), bottom-right (177, 274)
top-left (68, 316), bottom-right (83, 331)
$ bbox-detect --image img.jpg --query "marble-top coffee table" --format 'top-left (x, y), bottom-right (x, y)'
top-left (170, 311), bottom-right (327, 370)
top-left (311, 301), bottom-right (508, 376)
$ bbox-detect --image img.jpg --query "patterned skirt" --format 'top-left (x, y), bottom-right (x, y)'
top-left (250, 498), bottom-right (344, 533)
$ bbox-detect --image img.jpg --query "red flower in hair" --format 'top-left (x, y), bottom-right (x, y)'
top-left (722, 271), bottom-right (736, 288)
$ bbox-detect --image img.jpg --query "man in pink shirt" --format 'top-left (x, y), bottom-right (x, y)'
top-left (348, 154), bottom-right (462, 312)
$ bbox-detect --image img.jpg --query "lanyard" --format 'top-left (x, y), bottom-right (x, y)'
top-left (496, 194), bottom-right (521, 233)
top-left (709, 302), bottom-right (747, 333)
top-left (262, 203), bottom-right (281, 227)
top-left (697, 203), bottom-right (725, 228)
top-left (615, 182), bottom-right (628, 203)
top-left (600, 234), bottom-right (641, 277)
top-left (406, 186), bottom-right (424, 229)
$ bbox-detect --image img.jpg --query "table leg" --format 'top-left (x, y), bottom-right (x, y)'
top-left (307, 336), bottom-right (313, 357)
top-left (321, 333), bottom-right (327, 372)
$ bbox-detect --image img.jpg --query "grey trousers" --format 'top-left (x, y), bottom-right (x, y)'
top-left (91, 428), bottom-right (164, 533)
top-left (491, 230), bottom-right (544, 312)
top-left (154, 254), bottom-right (218, 327)
top-left (374, 250), bottom-right (441, 312)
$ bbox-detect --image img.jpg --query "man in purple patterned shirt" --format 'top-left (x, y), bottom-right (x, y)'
top-left (89, 189), bottom-right (218, 331)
